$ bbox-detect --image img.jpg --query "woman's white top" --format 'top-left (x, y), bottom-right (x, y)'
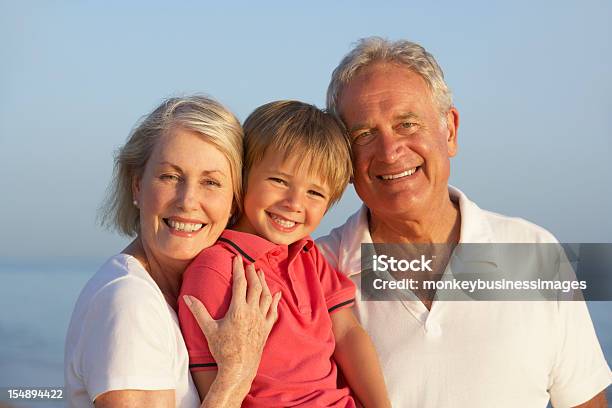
top-left (64, 254), bottom-right (199, 407)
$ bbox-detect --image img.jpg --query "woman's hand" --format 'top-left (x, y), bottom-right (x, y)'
top-left (183, 255), bottom-right (281, 396)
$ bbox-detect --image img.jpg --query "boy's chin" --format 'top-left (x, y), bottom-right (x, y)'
top-left (264, 230), bottom-right (306, 246)
top-left (267, 235), bottom-right (298, 245)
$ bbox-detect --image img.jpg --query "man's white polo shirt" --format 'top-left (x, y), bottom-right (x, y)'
top-left (317, 187), bottom-right (611, 408)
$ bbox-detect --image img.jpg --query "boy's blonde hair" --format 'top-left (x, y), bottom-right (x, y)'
top-left (242, 100), bottom-right (352, 206)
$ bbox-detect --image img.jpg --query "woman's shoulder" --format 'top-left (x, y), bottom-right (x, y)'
top-left (72, 254), bottom-right (167, 320)
top-left (65, 256), bottom-right (180, 404)
top-left (89, 253), bottom-right (157, 289)
top-left (66, 254), bottom-right (174, 362)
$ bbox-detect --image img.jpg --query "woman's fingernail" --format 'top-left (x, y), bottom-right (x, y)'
top-left (183, 295), bottom-right (192, 307)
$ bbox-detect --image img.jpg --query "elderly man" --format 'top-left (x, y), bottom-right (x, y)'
top-left (317, 37), bottom-right (611, 407)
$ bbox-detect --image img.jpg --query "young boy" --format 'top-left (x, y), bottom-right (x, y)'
top-left (179, 101), bottom-right (389, 407)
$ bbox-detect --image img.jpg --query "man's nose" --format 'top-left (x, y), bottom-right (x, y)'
top-left (376, 127), bottom-right (406, 163)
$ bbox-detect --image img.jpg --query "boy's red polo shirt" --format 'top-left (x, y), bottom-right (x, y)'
top-left (179, 229), bottom-right (356, 407)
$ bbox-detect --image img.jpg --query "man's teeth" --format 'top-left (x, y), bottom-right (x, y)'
top-left (380, 167), bottom-right (417, 180)
top-left (269, 213), bottom-right (296, 228)
top-left (167, 219), bottom-right (203, 232)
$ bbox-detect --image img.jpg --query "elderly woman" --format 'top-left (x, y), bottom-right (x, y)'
top-left (65, 96), bottom-right (280, 407)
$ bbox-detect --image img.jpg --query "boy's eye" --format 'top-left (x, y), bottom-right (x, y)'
top-left (308, 189), bottom-right (326, 199)
top-left (269, 177), bottom-right (287, 185)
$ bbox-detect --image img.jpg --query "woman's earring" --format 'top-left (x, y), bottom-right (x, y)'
top-left (133, 200), bottom-right (139, 207)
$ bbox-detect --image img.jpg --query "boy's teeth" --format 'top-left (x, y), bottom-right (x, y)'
top-left (269, 213), bottom-right (296, 228)
top-left (167, 219), bottom-right (203, 232)
top-left (380, 167), bottom-right (417, 180)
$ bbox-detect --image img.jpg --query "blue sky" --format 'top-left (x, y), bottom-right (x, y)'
top-left (1, 0), bottom-right (611, 262)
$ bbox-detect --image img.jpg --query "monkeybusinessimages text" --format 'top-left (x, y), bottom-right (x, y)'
top-left (371, 254), bottom-right (587, 294)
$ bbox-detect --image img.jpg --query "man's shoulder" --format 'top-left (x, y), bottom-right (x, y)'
top-left (477, 207), bottom-right (558, 243)
top-left (453, 186), bottom-right (558, 244)
top-left (317, 206), bottom-right (365, 245)
top-left (316, 206), bottom-right (365, 266)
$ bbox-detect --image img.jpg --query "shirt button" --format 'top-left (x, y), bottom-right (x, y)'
top-left (425, 321), bottom-right (442, 337)
top-left (270, 249), bottom-right (282, 257)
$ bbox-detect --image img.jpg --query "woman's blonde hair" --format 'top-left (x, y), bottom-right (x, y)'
top-left (100, 95), bottom-right (243, 236)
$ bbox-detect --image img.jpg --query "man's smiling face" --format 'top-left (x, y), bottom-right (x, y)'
top-left (338, 62), bottom-right (458, 220)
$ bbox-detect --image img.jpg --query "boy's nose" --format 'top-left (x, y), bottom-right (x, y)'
top-left (281, 190), bottom-right (304, 212)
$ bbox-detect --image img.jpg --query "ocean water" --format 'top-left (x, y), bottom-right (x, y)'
top-left (0, 261), bottom-right (610, 407)
top-left (0, 261), bottom-right (97, 408)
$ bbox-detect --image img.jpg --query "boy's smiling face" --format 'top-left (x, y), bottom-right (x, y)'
top-left (235, 150), bottom-right (331, 245)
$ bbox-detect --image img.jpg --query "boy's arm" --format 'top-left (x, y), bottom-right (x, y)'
top-left (331, 309), bottom-right (391, 408)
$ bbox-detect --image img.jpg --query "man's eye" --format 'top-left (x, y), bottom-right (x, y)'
top-left (398, 122), bottom-right (419, 134)
top-left (353, 130), bottom-right (375, 145)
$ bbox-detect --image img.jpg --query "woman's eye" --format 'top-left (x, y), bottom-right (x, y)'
top-left (160, 174), bottom-right (180, 182)
top-left (203, 179), bottom-right (222, 187)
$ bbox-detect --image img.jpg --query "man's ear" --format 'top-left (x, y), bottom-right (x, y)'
top-left (446, 107), bottom-right (459, 157)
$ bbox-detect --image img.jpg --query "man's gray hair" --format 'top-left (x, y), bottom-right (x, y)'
top-left (326, 37), bottom-right (453, 119)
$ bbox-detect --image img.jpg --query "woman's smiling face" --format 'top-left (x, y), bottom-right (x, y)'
top-left (133, 127), bottom-right (234, 263)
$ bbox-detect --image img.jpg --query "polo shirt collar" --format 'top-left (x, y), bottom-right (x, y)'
top-left (340, 186), bottom-right (498, 276)
top-left (218, 229), bottom-right (314, 264)
top-left (341, 206), bottom-right (371, 277)
top-left (448, 186), bottom-right (499, 265)
top-left (450, 186), bottom-right (494, 244)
